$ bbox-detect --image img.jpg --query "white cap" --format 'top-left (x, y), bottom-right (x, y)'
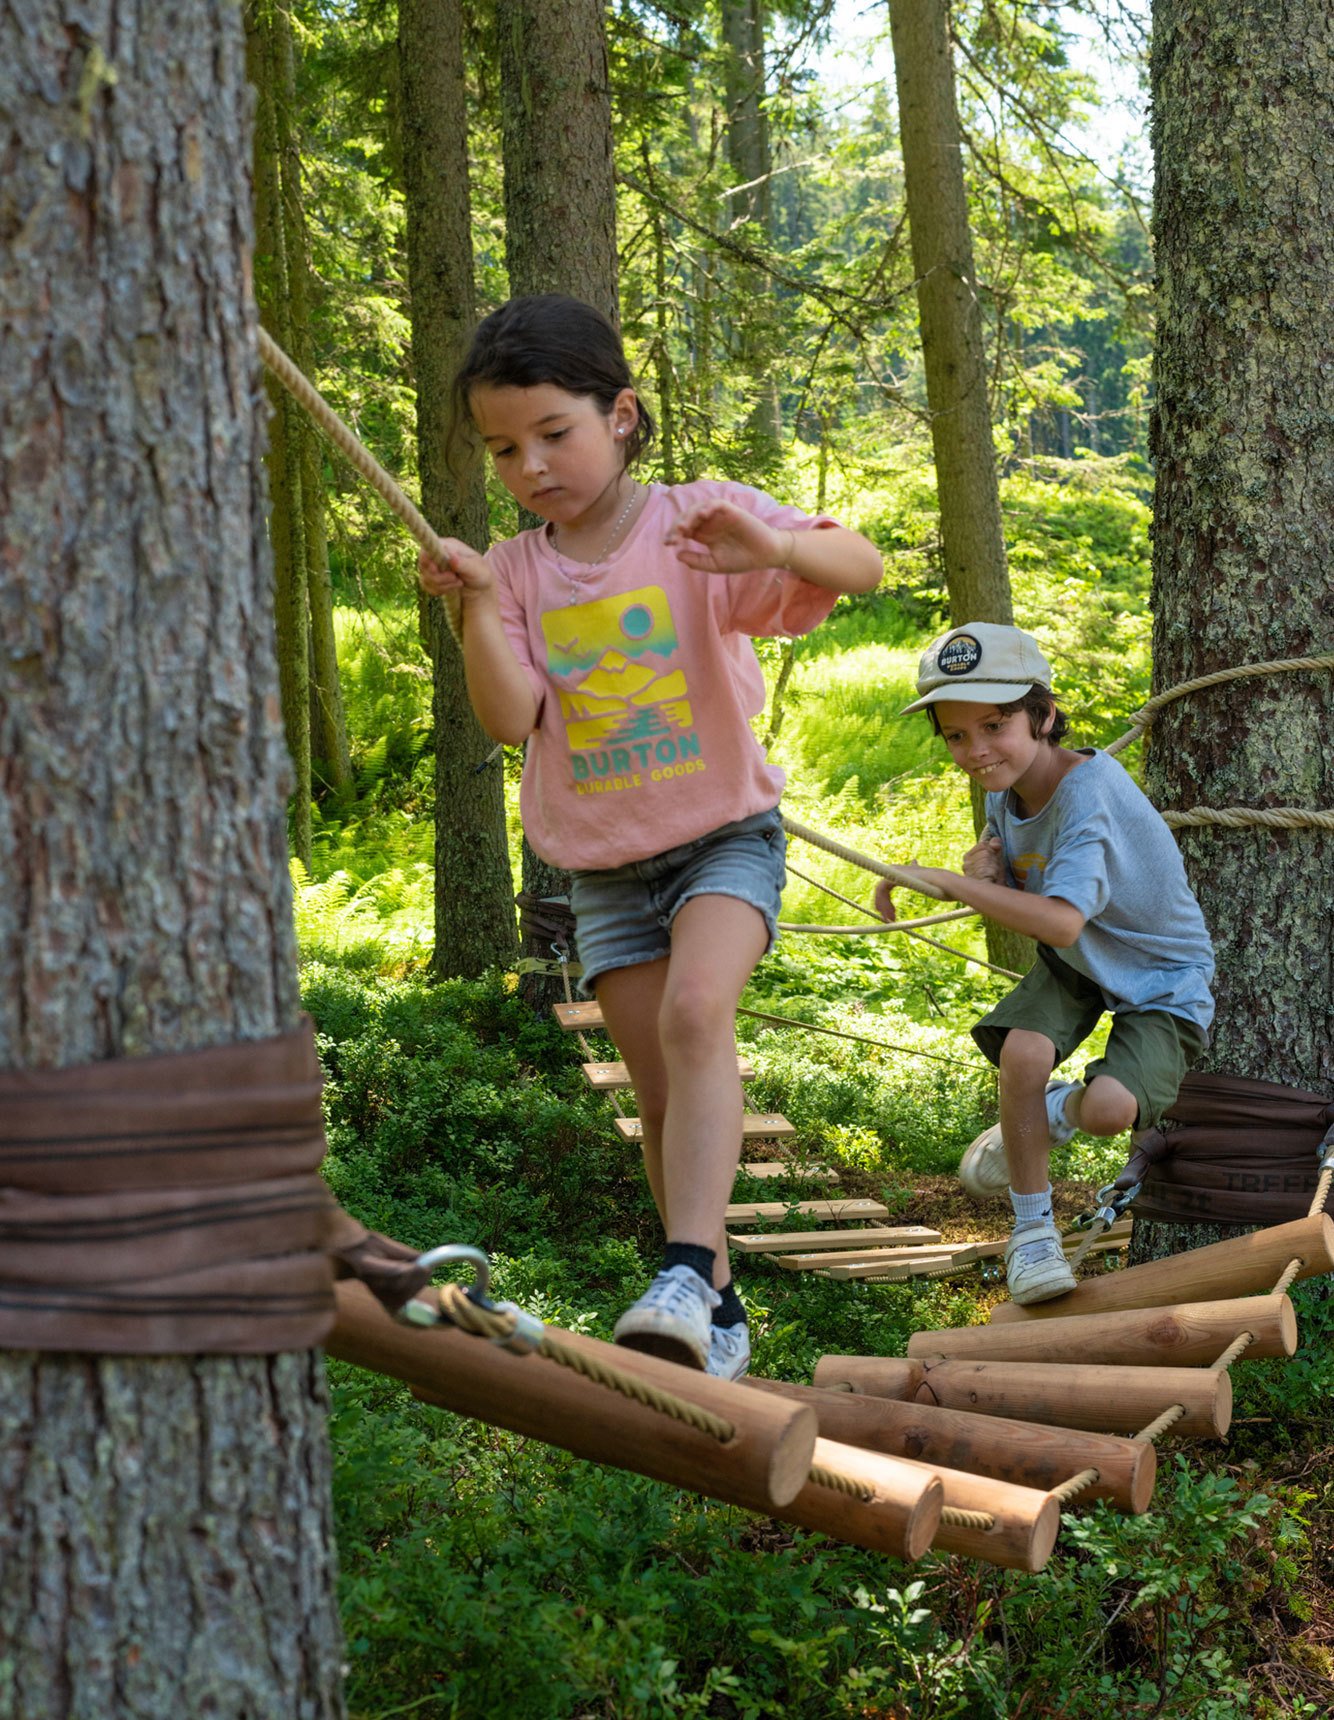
top-left (900, 622), bottom-right (1054, 713)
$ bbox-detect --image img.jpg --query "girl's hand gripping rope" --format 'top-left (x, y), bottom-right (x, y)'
top-left (417, 541), bottom-right (496, 599)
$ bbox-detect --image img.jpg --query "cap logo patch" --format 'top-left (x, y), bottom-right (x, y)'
top-left (938, 634), bottom-right (983, 677)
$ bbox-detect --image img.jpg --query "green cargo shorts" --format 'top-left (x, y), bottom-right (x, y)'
top-left (971, 947), bottom-right (1208, 1129)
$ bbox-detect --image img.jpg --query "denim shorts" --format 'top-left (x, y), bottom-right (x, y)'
top-left (569, 808), bottom-right (787, 993)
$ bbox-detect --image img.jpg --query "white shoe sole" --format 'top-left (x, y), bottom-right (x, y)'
top-left (1007, 1261), bottom-right (1077, 1305)
top-left (613, 1312), bottom-right (709, 1370)
top-left (959, 1123), bottom-right (1009, 1198)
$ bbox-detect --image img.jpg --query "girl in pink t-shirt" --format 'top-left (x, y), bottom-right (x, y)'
top-left (419, 294), bottom-right (882, 1379)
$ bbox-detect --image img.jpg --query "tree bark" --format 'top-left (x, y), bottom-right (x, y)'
top-left (400, 0), bottom-right (519, 979)
top-left (1134, 0), bottom-right (1334, 1264)
top-left (888, 0), bottom-right (1028, 974)
top-left (496, 0), bottom-right (620, 1011)
top-left (0, 2), bottom-right (343, 1710)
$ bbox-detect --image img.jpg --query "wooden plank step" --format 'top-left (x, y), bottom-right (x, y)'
top-left (816, 1230), bottom-right (1132, 1283)
top-left (613, 1112), bottom-right (794, 1144)
top-left (584, 1056), bottom-right (755, 1091)
top-left (819, 1245), bottom-right (981, 1281)
top-left (780, 1242), bottom-right (961, 1273)
top-left (725, 1199), bottom-right (889, 1225)
top-left (741, 1161), bottom-right (839, 1184)
top-left (555, 1001), bottom-right (606, 1031)
top-left (733, 1224), bottom-right (942, 1257)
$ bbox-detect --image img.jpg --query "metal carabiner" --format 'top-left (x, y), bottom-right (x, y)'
top-left (1093, 1180), bottom-right (1140, 1228)
top-left (400, 1243), bottom-right (545, 1355)
top-left (397, 1244), bottom-right (491, 1328)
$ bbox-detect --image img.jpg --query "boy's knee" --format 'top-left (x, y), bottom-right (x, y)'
top-left (997, 1029), bottom-right (1059, 1092)
top-left (1079, 1077), bottom-right (1138, 1136)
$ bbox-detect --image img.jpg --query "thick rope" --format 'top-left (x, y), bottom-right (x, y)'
top-left (1162, 807), bottom-right (1334, 832)
top-left (809, 1461), bottom-right (873, 1500)
top-left (781, 814), bottom-right (950, 898)
top-left (942, 1505), bottom-right (995, 1531)
top-left (437, 1283), bottom-right (734, 1441)
top-left (1105, 654), bottom-right (1334, 756)
top-left (257, 327), bottom-right (463, 647)
top-left (784, 860), bottom-right (1021, 979)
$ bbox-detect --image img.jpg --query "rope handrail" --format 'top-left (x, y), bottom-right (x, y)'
top-left (257, 327), bottom-right (463, 647)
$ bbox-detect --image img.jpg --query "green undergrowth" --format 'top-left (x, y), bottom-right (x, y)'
top-left (310, 959), bottom-right (1334, 1720)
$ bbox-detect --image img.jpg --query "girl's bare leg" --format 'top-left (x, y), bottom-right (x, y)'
top-left (594, 894), bottom-right (767, 1285)
top-left (594, 957), bottom-right (670, 1231)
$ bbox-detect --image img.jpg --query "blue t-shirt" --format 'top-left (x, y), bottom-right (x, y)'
top-left (986, 749), bottom-right (1215, 1032)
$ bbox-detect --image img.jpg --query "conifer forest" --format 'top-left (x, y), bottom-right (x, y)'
top-left (3, 1), bottom-right (1334, 1716)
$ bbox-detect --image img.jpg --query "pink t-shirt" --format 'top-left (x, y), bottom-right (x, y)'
top-left (490, 478), bottom-right (841, 871)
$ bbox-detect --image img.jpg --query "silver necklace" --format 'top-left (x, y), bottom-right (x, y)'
top-left (553, 484), bottom-right (639, 572)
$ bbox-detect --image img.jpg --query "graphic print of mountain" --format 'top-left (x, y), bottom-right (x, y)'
top-left (543, 586), bottom-right (693, 749)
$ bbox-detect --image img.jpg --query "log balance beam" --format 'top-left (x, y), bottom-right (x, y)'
top-left (904, 1294), bottom-right (1297, 1367)
top-left (328, 1282), bottom-right (944, 1561)
top-left (745, 1376), bottom-right (1155, 1513)
top-left (811, 1357), bottom-right (1231, 1440)
top-left (989, 1215), bottom-right (1334, 1325)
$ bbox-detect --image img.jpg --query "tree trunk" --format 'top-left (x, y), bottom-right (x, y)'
top-left (273, 4), bottom-right (353, 800)
top-left (496, 0), bottom-right (620, 1011)
top-left (1134, 0), bottom-right (1334, 1265)
top-left (400, 0), bottom-right (519, 979)
top-left (888, 0), bottom-right (1028, 975)
top-left (247, 0), bottom-right (314, 867)
top-left (0, 3), bottom-right (343, 1711)
top-left (720, 0), bottom-right (781, 445)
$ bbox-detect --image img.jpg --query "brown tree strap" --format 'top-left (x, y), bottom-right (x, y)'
top-left (1112, 1071), bottom-right (1334, 1227)
top-left (0, 1020), bottom-right (425, 1353)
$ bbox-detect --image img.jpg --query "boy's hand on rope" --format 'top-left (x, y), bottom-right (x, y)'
top-left (963, 837), bottom-right (1005, 885)
top-left (417, 541), bottom-right (494, 598)
top-left (664, 500), bottom-right (792, 575)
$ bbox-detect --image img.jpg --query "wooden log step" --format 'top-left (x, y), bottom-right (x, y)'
top-left (745, 1376), bottom-right (1156, 1513)
top-left (725, 1199), bottom-right (889, 1225)
top-left (742, 1161), bottom-right (839, 1184)
top-left (614, 1112), bottom-right (794, 1144)
top-left (988, 1214), bottom-right (1334, 1325)
top-left (812, 1355), bottom-right (1231, 1440)
top-left (907, 1291), bottom-right (1298, 1368)
top-left (584, 1055), bottom-right (756, 1090)
top-left (555, 1001), bottom-right (606, 1031)
top-left (763, 1403), bottom-right (1060, 1571)
top-left (732, 1225), bottom-right (943, 1257)
top-left (328, 1281), bottom-right (818, 1516)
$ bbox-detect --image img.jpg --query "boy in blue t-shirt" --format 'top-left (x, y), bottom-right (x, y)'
top-left (876, 623), bottom-right (1215, 1305)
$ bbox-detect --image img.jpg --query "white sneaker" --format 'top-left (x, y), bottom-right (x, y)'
top-left (707, 1321), bottom-right (751, 1381)
top-left (613, 1265), bottom-right (719, 1370)
top-left (958, 1080), bottom-right (1086, 1198)
top-left (1005, 1219), bottom-right (1077, 1305)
